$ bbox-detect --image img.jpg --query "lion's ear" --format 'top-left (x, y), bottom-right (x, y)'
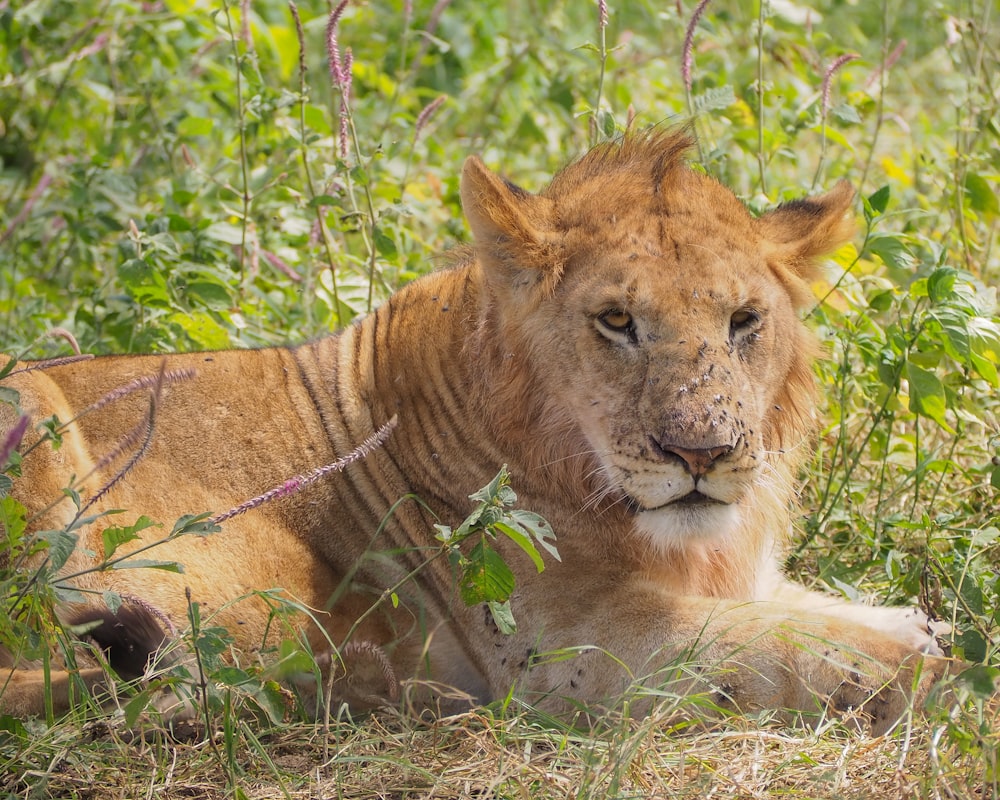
top-left (460, 156), bottom-right (561, 290)
top-left (758, 180), bottom-right (856, 305)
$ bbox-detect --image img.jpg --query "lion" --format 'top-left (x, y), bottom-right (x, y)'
top-left (0, 130), bottom-right (954, 732)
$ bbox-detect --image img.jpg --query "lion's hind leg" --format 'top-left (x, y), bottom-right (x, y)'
top-left (0, 600), bottom-right (181, 720)
top-left (0, 662), bottom-right (109, 719)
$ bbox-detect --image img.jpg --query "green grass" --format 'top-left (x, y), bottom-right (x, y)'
top-left (1, 0), bottom-right (998, 797)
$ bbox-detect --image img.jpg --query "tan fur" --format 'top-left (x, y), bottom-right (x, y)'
top-left (2, 130), bottom-right (954, 732)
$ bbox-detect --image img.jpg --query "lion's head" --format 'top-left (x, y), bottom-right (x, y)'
top-left (460, 130), bottom-right (854, 554)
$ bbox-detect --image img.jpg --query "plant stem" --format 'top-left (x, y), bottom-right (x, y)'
top-left (222, 0), bottom-right (253, 291)
top-left (185, 588), bottom-right (233, 783)
top-left (591, 2), bottom-right (609, 147)
top-left (288, 1), bottom-right (341, 325)
top-left (756, 1), bottom-right (767, 196)
top-left (859, 0), bottom-right (890, 190)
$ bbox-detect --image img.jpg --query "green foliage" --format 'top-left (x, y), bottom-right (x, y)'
top-left (435, 466), bottom-right (559, 634)
top-left (800, 173), bottom-right (999, 663)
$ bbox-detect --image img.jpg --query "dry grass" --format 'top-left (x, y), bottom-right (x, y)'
top-left (6, 696), bottom-right (997, 800)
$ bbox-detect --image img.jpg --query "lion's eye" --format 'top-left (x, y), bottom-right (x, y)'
top-left (600, 309), bottom-right (633, 331)
top-left (729, 309), bottom-right (761, 342)
top-left (598, 309), bottom-right (637, 343)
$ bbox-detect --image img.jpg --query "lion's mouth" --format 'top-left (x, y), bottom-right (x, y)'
top-left (625, 490), bottom-right (725, 514)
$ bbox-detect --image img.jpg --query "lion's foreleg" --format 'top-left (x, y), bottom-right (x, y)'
top-left (765, 579), bottom-right (949, 655)
top-left (522, 588), bottom-right (952, 734)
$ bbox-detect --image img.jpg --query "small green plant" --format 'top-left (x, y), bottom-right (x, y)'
top-left (435, 466), bottom-right (559, 634)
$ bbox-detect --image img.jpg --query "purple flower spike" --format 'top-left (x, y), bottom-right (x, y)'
top-left (326, 0), bottom-right (350, 89)
top-left (212, 416), bottom-right (398, 524)
top-left (822, 53), bottom-right (859, 116)
top-left (682, 0), bottom-right (712, 92)
top-left (0, 414), bottom-right (29, 469)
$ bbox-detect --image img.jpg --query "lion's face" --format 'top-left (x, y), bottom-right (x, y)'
top-left (542, 235), bottom-right (793, 547)
top-left (461, 131), bottom-right (855, 551)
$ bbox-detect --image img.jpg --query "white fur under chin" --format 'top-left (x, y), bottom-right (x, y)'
top-left (634, 502), bottom-right (742, 553)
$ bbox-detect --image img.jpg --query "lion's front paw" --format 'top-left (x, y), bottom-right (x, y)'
top-left (841, 604), bottom-right (950, 656)
top-left (883, 607), bottom-right (950, 656)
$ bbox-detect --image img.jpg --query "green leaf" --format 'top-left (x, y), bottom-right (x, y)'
top-left (184, 279), bottom-right (233, 310)
top-left (927, 268), bottom-right (957, 303)
top-left (168, 311), bottom-right (230, 349)
top-left (0, 496), bottom-right (27, 545)
top-left (37, 529), bottom-right (78, 572)
top-left (203, 222), bottom-right (247, 245)
top-left (969, 316), bottom-right (1000, 383)
top-left (118, 259), bottom-right (172, 307)
top-left (252, 681), bottom-right (291, 724)
top-left (469, 465), bottom-right (510, 505)
top-left (433, 523), bottom-right (454, 543)
top-left (830, 102), bottom-right (861, 125)
top-left (193, 625), bottom-right (231, 658)
top-left (307, 194), bottom-right (341, 208)
top-left (171, 512), bottom-right (219, 537)
top-left (867, 234), bottom-right (915, 271)
top-left (102, 515), bottom-right (158, 559)
top-left (101, 528), bottom-right (139, 564)
top-left (971, 350), bottom-right (999, 386)
top-left (273, 639), bottom-right (319, 678)
top-left (302, 104), bottom-right (330, 134)
top-left (963, 173), bottom-right (999, 216)
top-left (493, 521), bottom-right (544, 572)
top-left (53, 585), bottom-right (86, 604)
top-left (970, 527), bottom-right (1000, 548)
top-left (693, 85), bottom-right (735, 114)
top-left (868, 289), bottom-right (894, 312)
top-left (597, 109), bottom-right (617, 138)
top-left (0, 387), bottom-right (20, 416)
top-left (63, 486), bottom-right (81, 512)
top-left (0, 358), bottom-right (16, 382)
top-left (102, 590), bottom-right (122, 614)
top-left (0, 714), bottom-right (28, 739)
top-left (38, 416), bottom-right (63, 451)
top-left (213, 666), bottom-right (252, 686)
top-left (171, 189), bottom-right (196, 206)
top-left (863, 185), bottom-right (890, 222)
top-left (176, 116), bottom-right (215, 137)
top-left (905, 362), bottom-right (954, 432)
top-left (459, 539), bottom-right (515, 606)
top-left (111, 558), bottom-right (183, 572)
top-left (487, 600), bottom-right (517, 635)
top-left (508, 509), bottom-right (560, 561)
top-left (373, 228), bottom-right (397, 258)
top-left (956, 664), bottom-right (1000, 698)
top-left (124, 688), bottom-right (156, 727)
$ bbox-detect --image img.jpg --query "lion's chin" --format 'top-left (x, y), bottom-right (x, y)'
top-left (631, 501), bottom-right (741, 553)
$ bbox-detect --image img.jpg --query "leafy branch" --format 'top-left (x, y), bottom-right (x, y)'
top-left (435, 466), bottom-right (558, 634)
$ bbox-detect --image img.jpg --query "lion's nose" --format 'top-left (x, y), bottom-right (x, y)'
top-left (651, 440), bottom-right (733, 478)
